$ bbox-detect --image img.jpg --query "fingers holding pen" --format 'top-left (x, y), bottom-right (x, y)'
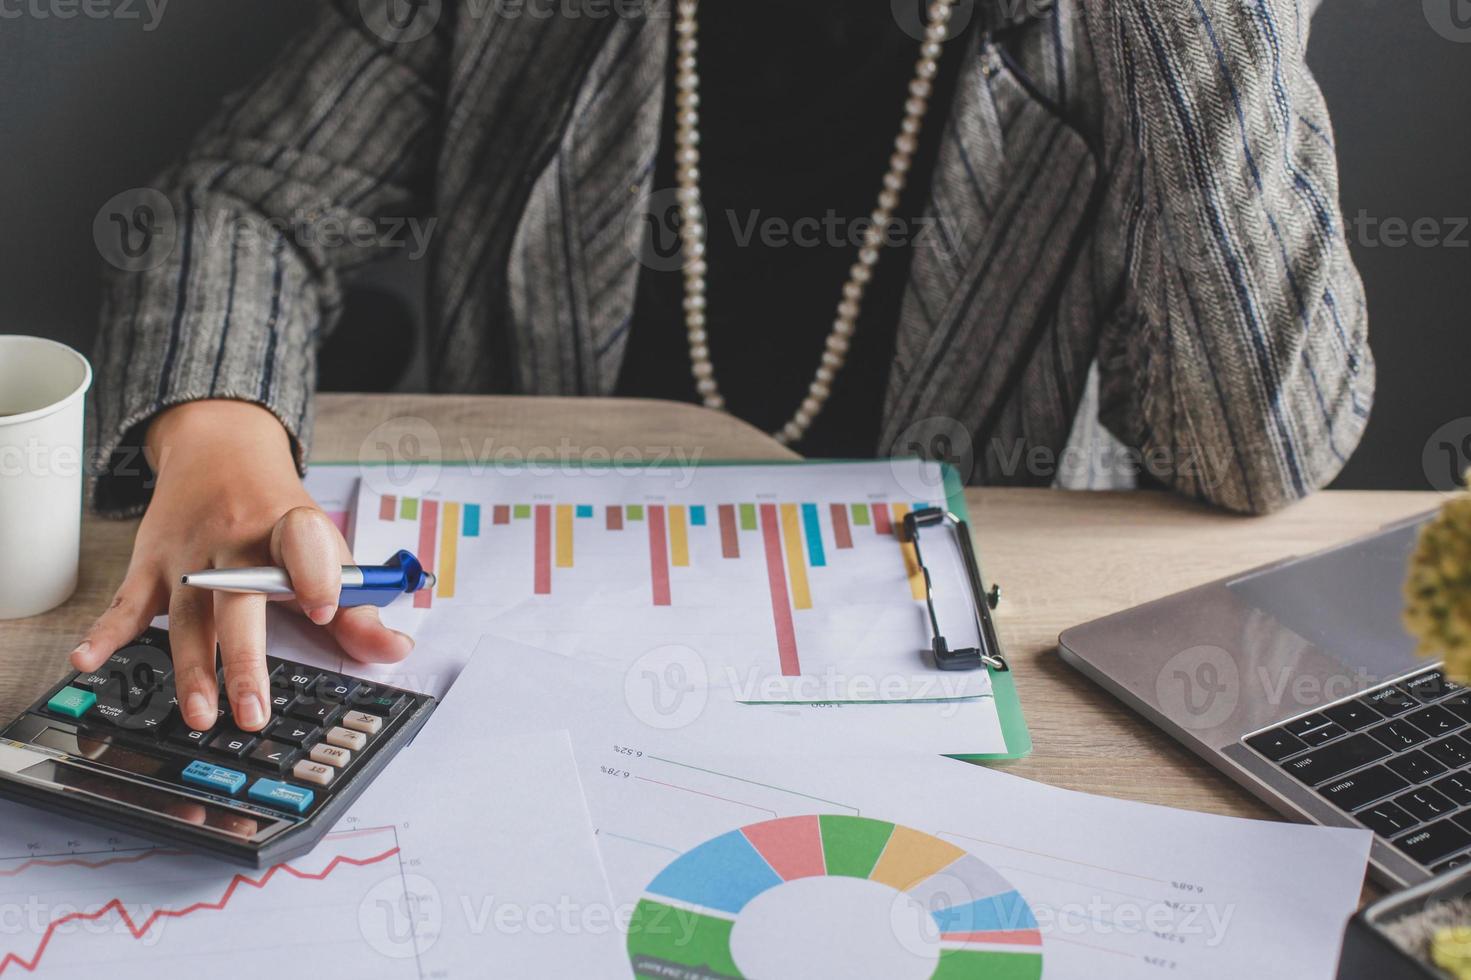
top-left (270, 506), bottom-right (343, 625)
top-left (215, 590), bottom-right (272, 732)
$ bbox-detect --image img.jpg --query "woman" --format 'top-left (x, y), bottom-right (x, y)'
top-left (78, 0), bottom-right (1373, 734)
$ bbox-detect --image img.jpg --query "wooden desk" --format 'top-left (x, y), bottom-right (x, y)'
top-left (0, 394), bottom-right (1443, 827)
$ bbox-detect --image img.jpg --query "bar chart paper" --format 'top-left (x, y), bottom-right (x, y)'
top-left (351, 460), bottom-right (992, 703)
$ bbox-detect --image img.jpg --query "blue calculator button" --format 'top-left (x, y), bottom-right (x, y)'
top-left (247, 778), bottom-right (315, 814)
top-left (181, 760), bottom-right (247, 795)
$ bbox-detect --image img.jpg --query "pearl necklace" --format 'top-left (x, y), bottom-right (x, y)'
top-left (673, 0), bottom-right (956, 447)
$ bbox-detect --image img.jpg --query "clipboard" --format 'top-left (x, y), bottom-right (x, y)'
top-left (932, 461), bottom-right (1032, 761)
top-left (312, 457), bottom-right (1032, 760)
top-left (663, 460), bottom-right (1031, 760)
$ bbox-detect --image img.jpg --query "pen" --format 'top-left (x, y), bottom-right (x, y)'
top-left (180, 549), bottom-right (436, 608)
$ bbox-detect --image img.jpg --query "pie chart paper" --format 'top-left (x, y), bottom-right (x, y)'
top-left (629, 815), bottom-right (1043, 980)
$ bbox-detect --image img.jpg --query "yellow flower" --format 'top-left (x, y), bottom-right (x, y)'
top-left (1406, 473), bottom-right (1471, 684)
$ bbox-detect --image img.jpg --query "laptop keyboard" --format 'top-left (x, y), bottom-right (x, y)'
top-left (1244, 668), bottom-right (1471, 875)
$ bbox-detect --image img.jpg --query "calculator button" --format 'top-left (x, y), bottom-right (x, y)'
top-left (181, 760), bottom-right (247, 795)
top-left (309, 743), bottom-right (351, 768)
top-left (266, 719), bottom-right (320, 747)
top-left (292, 760), bottom-right (334, 786)
top-left (1363, 686), bottom-right (1418, 717)
top-left (167, 726), bottom-right (213, 748)
top-left (104, 644), bottom-right (173, 685)
top-left (325, 727), bottom-right (367, 752)
top-left (1396, 819), bottom-right (1471, 866)
top-left (46, 687), bottom-right (97, 719)
top-left (1323, 700), bottom-right (1383, 732)
top-left (1317, 766), bottom-right (1408, 812)
top-left (281, 670), bottom-right (323, 695)
top-left (208, 731), bottom-right (259, 759)
top-left (314, 674), bottom-right (358, 703)
top-left (1358, 802), bottom-right (1419, 837)
top-left (287, 701), bottom-right (343, 727)
top-left (247, 778), bottom-right (315, 814)
top-left (248, 740), bottom-right (301, 773)
top-left (352, 687), bottom-right (408, 717)
top-left (342, 711), bottom-right (382, 735)
top-left (268, 689), bottom-right (300, 714)
top-left (70, 672), bottom-right (112, 690)
top-left (86, 698), bottom-right (174, 733)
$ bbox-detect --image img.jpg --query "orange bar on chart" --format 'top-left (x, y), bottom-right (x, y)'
top-left (668, 505), bottom-right (690, 567)
top-left (779, 504), bottom-right (812, 610)
top-left (556, 504), bottom-right (574, 568)
top-left (437, 502), bottom-right (460, 599)
top-left (891, 503), bottom-right (926, 600)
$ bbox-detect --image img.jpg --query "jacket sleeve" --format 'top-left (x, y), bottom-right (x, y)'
top-left (90, 0), bottom-right (449, 515)
top-left (1079, 0), bottom-right (1374, 514)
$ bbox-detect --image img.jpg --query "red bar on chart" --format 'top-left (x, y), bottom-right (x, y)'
top-left (718, 504), bottom-right (740, 558)
top-left (493, 504), bottom-right (510, 526)
top-left (648, 504), bottom-right (671, 607)
top-left (415, 500), bottom-right (439, 609)
top-left (379, 495), bottom-right (397, 521)
top-left (534, 504), bottom-right (552, 595)
top-left (830, 503), bottom-right (853, 549)
top-left (760, 504), bottom-right (801, 676)
top-left (872, 502), bottom-right (893, 535)
top-left (607, 505), bottom-right (623, 530)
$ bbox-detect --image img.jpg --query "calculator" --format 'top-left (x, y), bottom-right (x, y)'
top-left (0, 628), bottom-right (436, 867)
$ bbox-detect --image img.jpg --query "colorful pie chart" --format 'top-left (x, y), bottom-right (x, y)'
top-left (627, 815), bottom-right (1043, 979)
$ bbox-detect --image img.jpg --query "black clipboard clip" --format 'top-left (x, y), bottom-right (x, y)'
top-left (902, 507), bottom-right (1008, 673)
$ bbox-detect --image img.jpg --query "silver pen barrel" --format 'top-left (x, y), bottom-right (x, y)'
top-left (180, 566), bottom-right (366, 595)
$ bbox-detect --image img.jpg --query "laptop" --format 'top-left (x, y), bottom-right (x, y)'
top-left (1057, 512), bottom-right (1464, 888)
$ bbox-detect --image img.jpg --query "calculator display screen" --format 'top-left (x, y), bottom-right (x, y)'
top-left (34, 729), bottom-right (170, 779)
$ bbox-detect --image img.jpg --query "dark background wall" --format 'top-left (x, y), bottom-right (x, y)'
top-left (1, 0), bottom-right (1466, 489)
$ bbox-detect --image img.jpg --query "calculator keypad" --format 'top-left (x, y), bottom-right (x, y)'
top-left (35, 646), bottom-right (418, 817)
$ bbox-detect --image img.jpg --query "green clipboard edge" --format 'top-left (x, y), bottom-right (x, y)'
top-left (311, 456), bottom-right (1032, 761)
top-left (939, 461), bottom-right (1032, 762)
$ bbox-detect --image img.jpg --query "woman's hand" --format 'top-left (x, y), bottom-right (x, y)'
top-left (69, 401), bottom-right (413, 733)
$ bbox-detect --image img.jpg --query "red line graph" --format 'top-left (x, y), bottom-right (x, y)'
top-left (0, 849), bottom-right (186, 877)
top-left (0, 845), bottom-right (401, 975)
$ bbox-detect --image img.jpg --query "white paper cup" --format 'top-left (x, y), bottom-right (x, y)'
top-left (0, 336), bottom-right (93, 619)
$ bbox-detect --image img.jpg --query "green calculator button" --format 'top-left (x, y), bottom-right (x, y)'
top-left (47, 686), bottom-right (97, 718)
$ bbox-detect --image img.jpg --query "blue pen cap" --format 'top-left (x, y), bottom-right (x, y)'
top-left (341, 550), bottom-right (433, 606)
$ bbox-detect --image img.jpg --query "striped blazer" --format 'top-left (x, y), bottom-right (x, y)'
top-left (91, 0), bottom-right (1374, 516)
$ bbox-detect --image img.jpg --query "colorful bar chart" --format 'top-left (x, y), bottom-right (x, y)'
top-left (376, 495), bottom-right (938, 674)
